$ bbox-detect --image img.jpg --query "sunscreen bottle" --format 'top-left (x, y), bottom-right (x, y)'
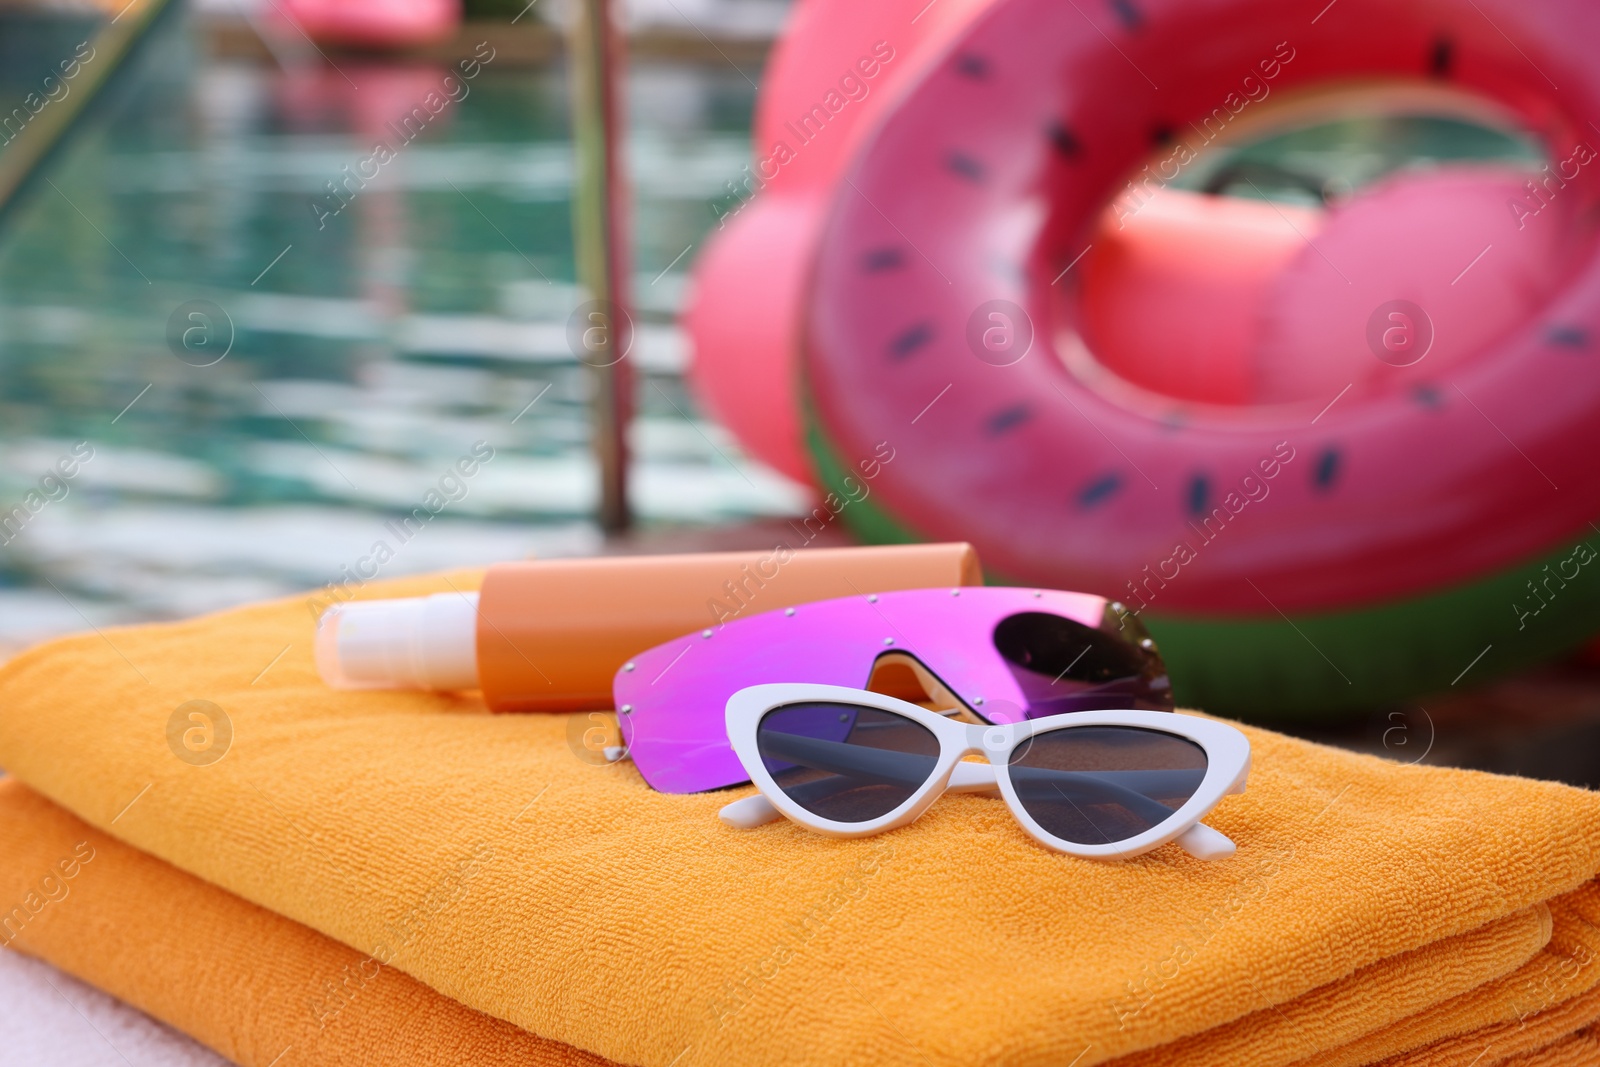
top-left (315, 543), bottom-right (982, 711)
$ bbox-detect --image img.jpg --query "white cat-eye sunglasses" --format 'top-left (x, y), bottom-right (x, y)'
top-left (719, 684), bottom-right (1250, 860)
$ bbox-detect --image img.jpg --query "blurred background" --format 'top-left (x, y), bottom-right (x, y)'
top-left (0, 0), bottom-right (805, 652)
top-left (2, 0), bottom-right (1599, 786)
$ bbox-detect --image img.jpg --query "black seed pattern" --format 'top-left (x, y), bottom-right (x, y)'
top-left (861, 247), bottom-right (905, 273)
top-left (946, 152), bottom-right (986, 184)
top-left (985, 404), bottom-right (1032, 436)
top-left (888, 321), bottom-right (935, 360)
top-left (1412, 384), bottom-right (1446, 409)
top-left (1429, 35), bottom-right (1455, 78)
top-left (1313, 448), bottom-right (1341, 490)
top-left (1548, 324), bottom-right (1589, 350)
top-left (1048, 122), bottom-right (1083, 160)
top-left (955, 54), bottom-right (991, 79)
top-left (1079, 472), bottom-right (1124, 508)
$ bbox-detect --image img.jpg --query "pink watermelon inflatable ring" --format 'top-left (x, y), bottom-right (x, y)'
top-left (690, 0), bottom-right (1600, 716)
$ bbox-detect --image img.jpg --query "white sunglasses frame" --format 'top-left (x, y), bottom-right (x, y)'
top-left (720, 683), bottom-right (1251, 861)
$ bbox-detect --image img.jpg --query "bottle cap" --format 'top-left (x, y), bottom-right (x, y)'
top-left (314, 592), bottom-right (480, 691)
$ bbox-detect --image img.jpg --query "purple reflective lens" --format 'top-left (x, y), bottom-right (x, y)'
top-left (615, 587), bottom-right (1170, 794)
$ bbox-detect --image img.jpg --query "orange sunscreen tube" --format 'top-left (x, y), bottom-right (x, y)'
top-left (315, 543), bottom-right (983, 712)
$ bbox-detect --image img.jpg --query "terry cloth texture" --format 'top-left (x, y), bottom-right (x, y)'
top-left (0, 948), bottom-right (232, 1067)
top-left (2, 777), bottom-right (1585, 1067)
top-left (1498, 1026), bottom-right (1600, 1067)
top-left (1370, 984), bottom-right (1600, 1067)
top-left (3, 780), bottom-right (1590, 1067)
top-left (3, 572), bottom-right (1600, 1067)
top-left (1110, 904), bottom-right (1554, 1067)
top-left (0, 779), bottom-right (606, 1067)
top-left (1302, 886), bottom-right (1600, 1067)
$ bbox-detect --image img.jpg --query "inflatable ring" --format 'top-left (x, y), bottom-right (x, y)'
top-left (276, 0), bottom-right (459, 48)
top-left (685, 0), bottom-right (984, 485)
top-left (693, 0), bottom-right (1600, 717)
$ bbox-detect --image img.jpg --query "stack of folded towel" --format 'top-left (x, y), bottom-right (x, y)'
top-left (1, 572), bottom-right (1599, 1067)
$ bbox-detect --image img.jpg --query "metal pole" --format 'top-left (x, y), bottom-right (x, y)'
top-left (568, 0), bottom-right (633, 533)
top-left (0, 0), bottom-right (178, 234)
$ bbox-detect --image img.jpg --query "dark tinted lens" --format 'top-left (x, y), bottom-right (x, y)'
top-left (757, 702), bottom-right (940, 823)
top-left (992, 610), bottom-right (1172, 715)
top-left (1008, 726), bottom-right (1206, 845)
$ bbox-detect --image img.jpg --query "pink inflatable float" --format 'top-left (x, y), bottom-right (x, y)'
top-left (1078, 190), bottom-right (1322, 407)
top-left (273, 0), bottom-right (459, 49)
top-left (689, 0), bottom-right (1600, 715)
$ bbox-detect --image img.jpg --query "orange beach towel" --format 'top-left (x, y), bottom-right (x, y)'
top-left (1, 777), bottom-right (1596, 1067)
top-left (0, 777), bottom-right (602, 1067)
top-left (2, 573), bottom-right (1600, 1066)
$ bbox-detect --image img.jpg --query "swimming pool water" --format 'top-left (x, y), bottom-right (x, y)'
top-left (0, 7), bottom-right (806, 649)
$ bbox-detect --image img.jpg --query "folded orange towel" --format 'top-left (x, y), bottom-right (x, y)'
top-left (3, 773), bottom-right (1584, 1067)
top-left (1371, 983), bottom-right (1600, 1067)
top-left (1496, 1025), bottom-right (1600, 1067)
top-left (1311, 887), bottom-right (1600, 1067)
top-left (1115, 904), bottom-right (1554, 1067)
top-left (3, 573), bottom-right (1600, 1066)
top-left (0, 778), bottom-right (602, 1067)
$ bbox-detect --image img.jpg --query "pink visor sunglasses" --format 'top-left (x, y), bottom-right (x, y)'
top-left (613, 586), bottom-right (1171, 794)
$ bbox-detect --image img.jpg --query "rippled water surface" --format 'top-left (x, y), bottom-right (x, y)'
top-left (0, 8), bottom-right (803, 650)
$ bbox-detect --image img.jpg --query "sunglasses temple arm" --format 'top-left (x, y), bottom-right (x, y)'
top-left (719, 793), bottom-right (784, 829)
top-left (1178, 762), bottom-right (1249, 859)
top-left (1176, 821), bottom-right (1236, 860)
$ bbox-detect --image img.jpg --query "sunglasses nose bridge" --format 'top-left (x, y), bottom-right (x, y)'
top-left (964, 722), bottom-right (1011, 755)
